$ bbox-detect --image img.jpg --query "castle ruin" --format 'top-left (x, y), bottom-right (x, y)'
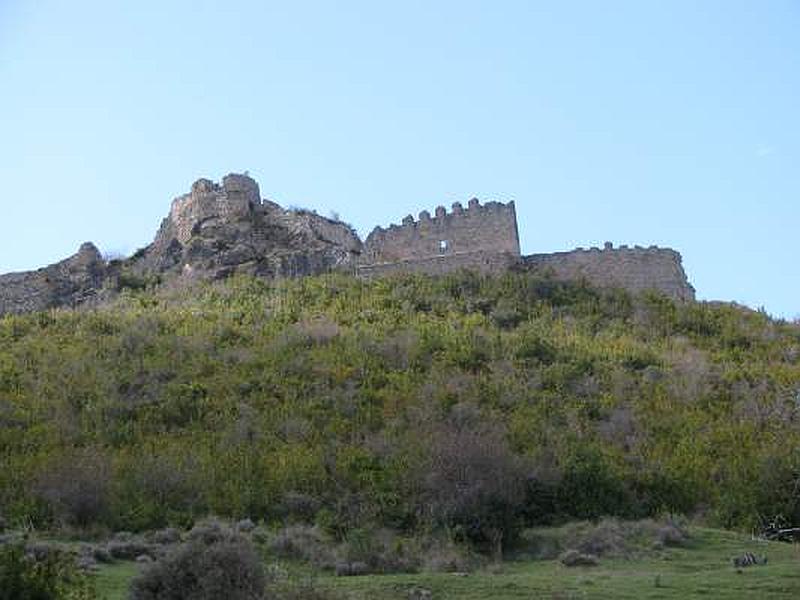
top-left (167, 174), bottom-right (262, 245)
top-left (359, 199), bottom-right (521, 277)
top-left (358, 198), bottom-right (695, 301)
top-left (0, 173), bottom-right (695, 315)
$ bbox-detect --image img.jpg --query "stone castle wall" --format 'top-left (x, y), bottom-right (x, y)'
top-left (360, 199), bottom-right (520, 273)
top-left (358, 249), bottom-right (518, 279)
top-left (524, 243), bottom-right (695, 301)
top-left (0, 174), bottom-right (699, 316)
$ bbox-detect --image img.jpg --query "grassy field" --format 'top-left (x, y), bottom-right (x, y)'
top-left (95, 562), bottom-right (139, 600)
top-left (94, 527), bottom-right (800, 599)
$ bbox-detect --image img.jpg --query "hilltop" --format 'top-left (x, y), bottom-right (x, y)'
top-left (0, 173), bottom-right (695, 316)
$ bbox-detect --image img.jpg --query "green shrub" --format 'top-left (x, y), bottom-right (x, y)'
top-left (557, 449), bottom-right (632, 520)
top-left (519, 516), bottom-right (689, 560)
top-left (0, 542), bottom-right (97, 600)
top-left (1, 271), bottom-right (799, 539)
top-left (33, 449), bottom-right (111, 528)
top-left (129, 522), bottom-right (265, 600)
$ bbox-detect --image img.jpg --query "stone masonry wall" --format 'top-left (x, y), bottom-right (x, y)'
top-left (358, 249), bottom-right (518, 279)
top-left (360, 199), bottom-right (520, 274)
top-left (524, 243), bottom-right (695, 301)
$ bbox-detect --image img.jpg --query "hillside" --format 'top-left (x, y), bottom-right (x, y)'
top-left (1, 270), bottom-right (799, 549)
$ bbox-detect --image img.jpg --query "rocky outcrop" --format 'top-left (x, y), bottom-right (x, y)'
top-left (0, 243), bottom-right (106, 315)
top-left (133, 173), bottom-right (362, 280)
top-left (0, 174), bottom-right (363, 316)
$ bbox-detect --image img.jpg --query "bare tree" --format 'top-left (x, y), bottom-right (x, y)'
top-left (418, 418), bottom-right (528, 558)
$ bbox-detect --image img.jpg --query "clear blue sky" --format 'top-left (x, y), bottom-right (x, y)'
top-left (1, 1), bottom-right (797, 317)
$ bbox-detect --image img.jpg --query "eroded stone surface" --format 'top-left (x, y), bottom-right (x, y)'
top-left (0, 242), bottom-right (106, 315)
top-left (137, 173), bottom-right (362, 280)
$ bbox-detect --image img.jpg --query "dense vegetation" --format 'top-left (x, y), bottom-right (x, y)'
top-left (129, 521), bottom-right (265, 600)
top-left (1, 271), bottom-right (799, 553)
top-left (0, 542), bottom-right (96, 599)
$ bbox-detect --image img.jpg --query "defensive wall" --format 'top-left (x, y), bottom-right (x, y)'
top-left (0, 174), bottom-right (698, 315)
top-left (357, 198), bottom-right (694, 301)
top-left (359, 198), bottom-right (520, 276)
top-left (523, 242), bottom-right (695, 301)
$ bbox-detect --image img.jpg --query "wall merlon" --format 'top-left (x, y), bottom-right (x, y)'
top-left (370, 197), bottom-right (516, 230)
top-left (560, 243), bottom-right (682, 257)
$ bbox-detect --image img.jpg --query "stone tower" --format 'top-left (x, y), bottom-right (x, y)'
top-left (359, 198), bottom-right (521, 276)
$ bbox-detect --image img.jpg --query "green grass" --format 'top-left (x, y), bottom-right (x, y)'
top-left (93, 527), bottom-right (800, 599)
top-left (94, 562), bottom-right (138, 600)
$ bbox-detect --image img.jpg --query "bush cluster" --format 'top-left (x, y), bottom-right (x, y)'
top-left (0, 542), bottom-right (96, 600)
top-left (129, 521), bottom-right (265, 600)
top-left (0, 271), bottom-right (798, 546)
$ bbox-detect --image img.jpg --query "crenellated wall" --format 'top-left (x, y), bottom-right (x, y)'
top-left (360, 198), bottom-right (520, 273)
top-left (523, 242), bottom-right (695, 301)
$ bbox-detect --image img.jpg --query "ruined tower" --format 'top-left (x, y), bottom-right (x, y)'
top-left (358, 198), bottom-right (521, 277)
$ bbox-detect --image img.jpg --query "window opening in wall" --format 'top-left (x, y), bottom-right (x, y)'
top-left (439, 240), bottom-right (449, 254)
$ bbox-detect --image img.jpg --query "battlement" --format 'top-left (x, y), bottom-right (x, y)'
top-left (362, 198), bottom-right (520, 269)
top-left (539, 241), bottom-right (682, 258)
top-left (524, 243), bottom-right (695, 301)
top-left (370, 198), bottom-right (514, 232)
